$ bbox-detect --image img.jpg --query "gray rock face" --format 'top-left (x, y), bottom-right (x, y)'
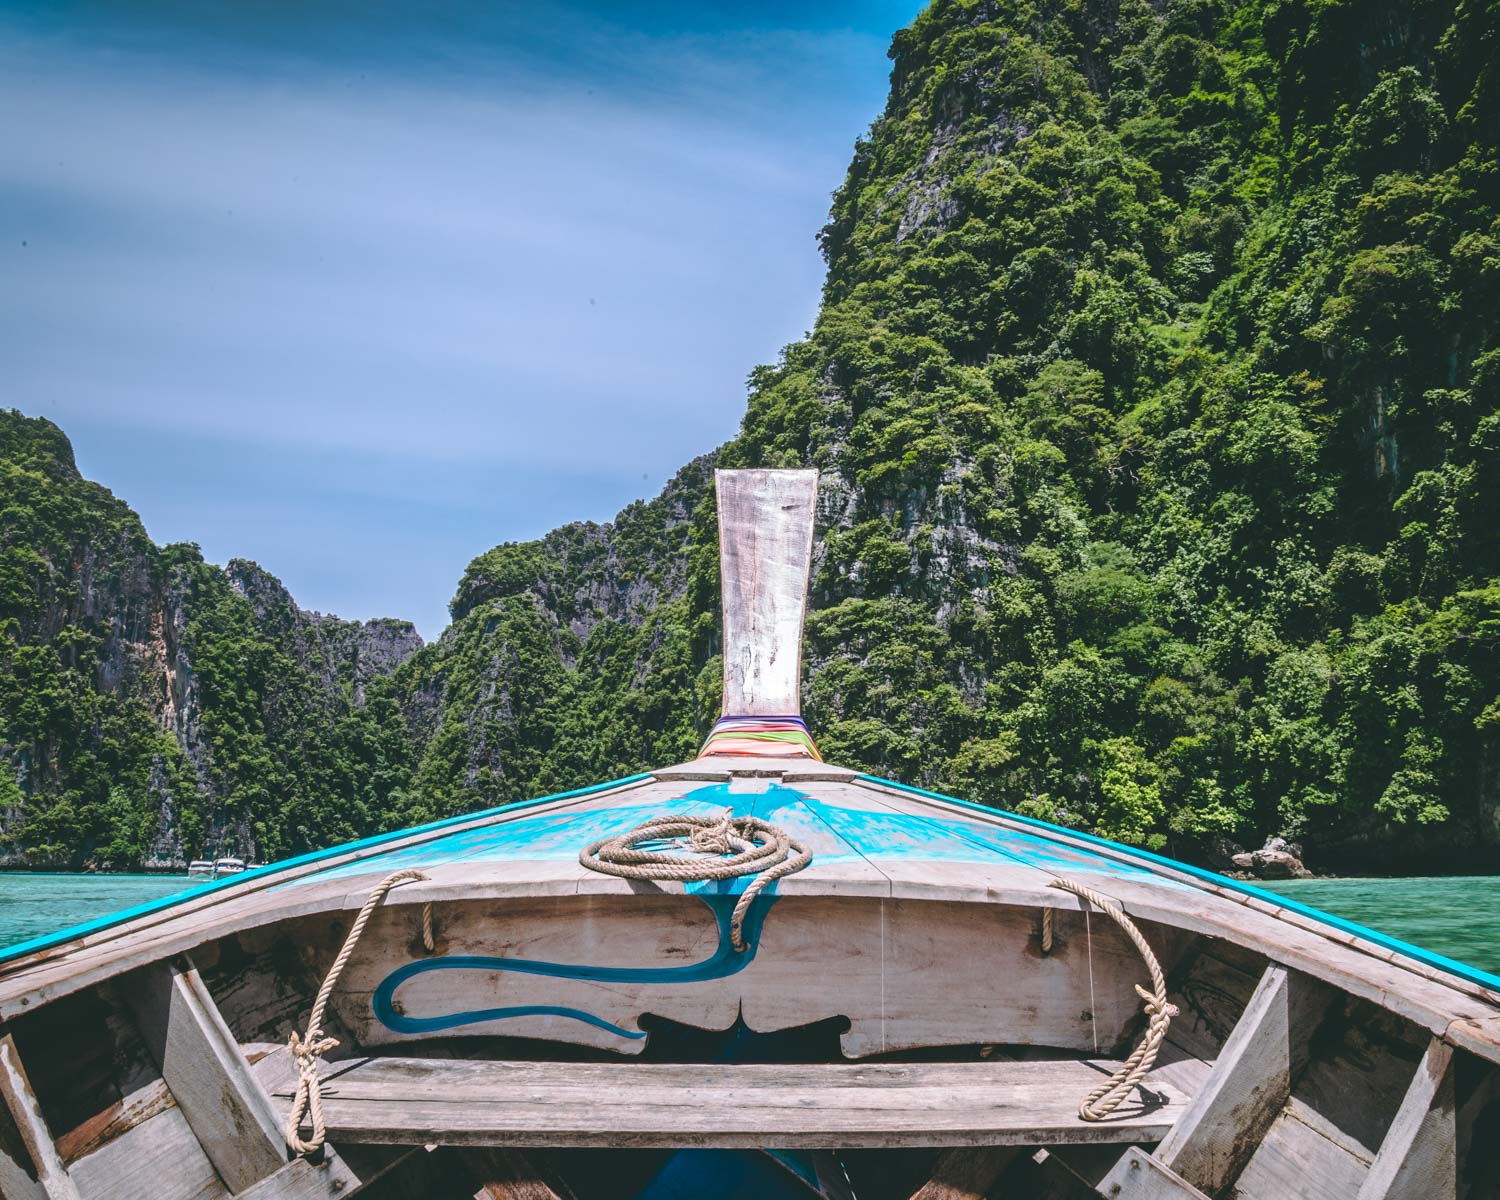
top-left (0, 413), bottom-right (424, 869)
top-left (227, 559), bottom-right (423, 704)
top-left (1230, 840), bottom-right (1311, 880)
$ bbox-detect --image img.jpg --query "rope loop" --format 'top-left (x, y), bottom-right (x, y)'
top-left (580, 809), bottom-right (812, 951)
top-left (285, 868), bottom-right (426, 1155)
top-left (1047, 876), bottom-right (1178, 1121)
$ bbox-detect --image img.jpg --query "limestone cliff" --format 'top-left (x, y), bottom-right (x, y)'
top-left (0, 410), bottom-right (422, 868)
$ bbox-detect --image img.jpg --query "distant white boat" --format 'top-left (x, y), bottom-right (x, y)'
top-left (213, 857), bottom-right (247, 877)
top-left (186, 860), bottom-right (213, 880)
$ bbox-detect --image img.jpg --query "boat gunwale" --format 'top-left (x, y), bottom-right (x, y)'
top-left (2, 764), bottom-right (1499, 1072)
top-left (857, 774), bottom-right (1500, 1002)
top-left (0, 773), bottom-right (655, 973)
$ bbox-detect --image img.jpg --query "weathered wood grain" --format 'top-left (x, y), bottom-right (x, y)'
top-left (120, 958), bottom-right (288, 1191)
top-left (233, 1156), bottom-right (370, 1200)
top-left (316, 884), bottom-right (1153, 1059)
top-left (1357, 1037), bottom-right (1456, 1200)
top-left (1293, 1000), bottom-right (1426, 1160)
top-left (275, 1056), bottom-right (1189, 1149)
top-left (1230, 1099), bottom-right (1372, 1200)
top-left (743, 896), bottom-right (1150, 1058)
top-left (0, 1032), bottom-right (81, 1200)
top-left (65, 1104), bottom-right (226, 1200)
top-left (0, 1092), bottom-right (49, 1200)
top-left (1161, 943), bottom-right (1266, 1063)
top-left (51, 1077), bottom-right (175, 1166)
top-left (1095, 1147), bottom-right (1210, 1199)
top-left (1143, 965), bottom-right (1332, 1196)
top-left (716, 469), bottom-right (818, 717)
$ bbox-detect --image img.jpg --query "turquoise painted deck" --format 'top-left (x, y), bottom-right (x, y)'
top-left (3, 769), bottom-right (1497, 1002)
top-left (283, 780), bottom-right (1162, 889)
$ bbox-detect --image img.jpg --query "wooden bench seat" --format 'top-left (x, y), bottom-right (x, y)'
top-left (276, 1055), bottom-right (1192, 1149)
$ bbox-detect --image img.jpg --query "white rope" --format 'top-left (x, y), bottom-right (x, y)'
top-left (285, 869), bottom-right (426, 1155)
top-left (1049, 877), bottom-right (1178, 1121)
top-left (579, 809), bottom-right (811, 951)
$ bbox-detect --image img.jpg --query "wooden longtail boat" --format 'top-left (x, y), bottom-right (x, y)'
top-left (1, 469), bottom-right (1498, 1200)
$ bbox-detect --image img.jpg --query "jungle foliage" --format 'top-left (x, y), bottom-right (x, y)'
top-left (0, 411), bottom-right (422, 866)
top-left (4, 0), bottom-right (1499, 869)
top-left (406, 0), bottom-right (1500, 868)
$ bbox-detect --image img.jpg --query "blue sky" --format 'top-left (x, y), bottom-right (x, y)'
top-left (1, 1), bottom-right (922, 640)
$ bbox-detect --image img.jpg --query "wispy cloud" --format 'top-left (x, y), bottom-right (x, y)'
top-left (0, 1), bottom-right (918, 637)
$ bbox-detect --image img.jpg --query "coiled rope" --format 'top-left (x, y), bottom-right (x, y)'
top-left (286, 868), bottom-right (426, 1155)
top-left (579, 809), bottom-right (811, 951)
top-left (1047, 876), bottom-right (1178, 1121)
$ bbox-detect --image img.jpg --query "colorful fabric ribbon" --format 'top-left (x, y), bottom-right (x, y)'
top-left (697, 715), bottom-right (822, 761)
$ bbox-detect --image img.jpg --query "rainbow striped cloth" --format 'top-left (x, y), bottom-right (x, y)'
top-left (697, 715), bottom-right (822, 761)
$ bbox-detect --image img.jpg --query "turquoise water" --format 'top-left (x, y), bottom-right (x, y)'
top-left (0, 872), bottom-right (204, 947)
top-left (0, 871), bottom-right (1496, 978)
top-left (1257, 876), bottom-right (1500, 975)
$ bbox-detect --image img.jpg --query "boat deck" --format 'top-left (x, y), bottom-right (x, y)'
top-left (274, 1054), bottom-right (1203, 1149)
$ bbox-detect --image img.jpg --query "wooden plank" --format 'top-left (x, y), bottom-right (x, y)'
top-left (853, 779), bottom-right (1500, 1043)
top-left (0, 778), bottom-right (654, 1019)
top-left (66, 1104), bottom-right (226, 1200)
top-left (0, 1032), bottom-right (81, 1200)
top-left (1161, 944), bottom-right (1266, 1062)
top-left (0, 1096), bottom-right (49, 1200)
top-left (742, 895), bottom-right (1150, 1058)
top-left (276, 1056), bottom-right (1190, 1150)
top-left (320, 885), bottom-right (1145, 1058)
top-left (908, 1147), bottom-right (1019, 1199)
top-left (1229, 1099), bottom-right (1372, 1200)
top-left (1142, 964), bottom-right (1332, 1196)
top-left (715, 468), bottom-right (818, 717)
top-left (232, 1151), bottom-right (420, 1200)
top-left (120, 958), bottom-right (287, 1191)
top-left (1095, 1148), bottom-right (1209, 1199)
top-left (1356, 1037), bottom-right (1456, 1200)
top-left (1293, 1000), bottom-right (1425, 1160)
top-left (459, 1148), bottom-right (577, 1199)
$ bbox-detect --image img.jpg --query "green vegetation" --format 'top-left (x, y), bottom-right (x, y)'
top-left (0, 411), bottom-right (422, 867)
top-left (3, 0), bottom-right (1498, 870)
top-left (722, 0), bottom-right (1500, 867)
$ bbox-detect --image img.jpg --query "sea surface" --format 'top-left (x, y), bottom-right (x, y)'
top-left (0, 871), bottom-right (1496, 977)
top-left (1257, 875), bottom-right (1500, 975)
top-left (0, 872), bottom-right (204, 949)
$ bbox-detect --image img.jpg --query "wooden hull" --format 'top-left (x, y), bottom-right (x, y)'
top-left (0, 756), bottom-right (1496, 1199)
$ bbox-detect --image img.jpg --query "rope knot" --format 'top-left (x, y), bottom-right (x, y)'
top-left (285, 868), bottom-right (425, 1156)
top-left (288, 1028), bottom-right (339, 1062)
top-left (1047, 876), bottom-right (1175, 1122)
top-left (1135, 985), bottom-right (1179, 1022)
top-left (580, 812), bottom-right (812, 952)
top-left (687, 808), bottom-right (736, 856)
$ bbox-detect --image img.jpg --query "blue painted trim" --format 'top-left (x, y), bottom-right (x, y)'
top-left (0, 773), bottom-right (654, 967)
top-left (859, 774), bottom-right (1500, 994)
top-left (372, 892), bottom-right (767, 1039)
top-left (387, 1004), bottom-right (647, 1041)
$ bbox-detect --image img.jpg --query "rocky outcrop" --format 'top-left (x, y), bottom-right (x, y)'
top-left (226, 560), bottom-right (423, 704)
top-left (0, 410), bottom-right (423, 868)
top-left (1230, 839), bottom-right (1312, 881)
